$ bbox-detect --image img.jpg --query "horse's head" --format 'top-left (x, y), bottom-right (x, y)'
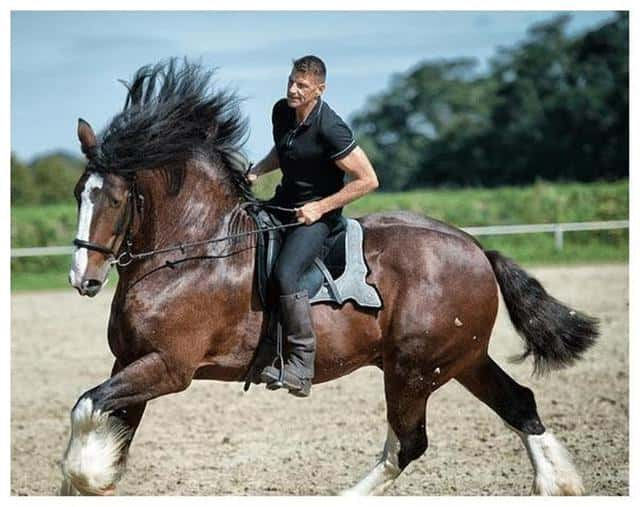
top-left (69, 119), bottom-right (135, 297)
top-left (68, 60), bottom-right (254, 297)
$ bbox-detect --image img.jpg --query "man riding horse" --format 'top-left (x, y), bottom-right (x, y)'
top-left (63, 58), bottom-right (596, 496)
top-left (248, 55), bottom-right (379, 397)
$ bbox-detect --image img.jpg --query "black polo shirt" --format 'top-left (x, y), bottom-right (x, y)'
top-left (269, 97), bottom-right (357, 219)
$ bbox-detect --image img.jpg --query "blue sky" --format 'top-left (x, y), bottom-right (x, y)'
top-left (11, 10), bottom-right (615, 163)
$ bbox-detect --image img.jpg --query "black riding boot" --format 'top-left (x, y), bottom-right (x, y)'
top-left (260, 290), bottom-right (316, 397)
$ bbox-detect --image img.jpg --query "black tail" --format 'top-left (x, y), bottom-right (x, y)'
top-left (485, 250), bottom-right (599, 374)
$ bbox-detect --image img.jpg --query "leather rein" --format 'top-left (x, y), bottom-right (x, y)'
top-left (72, 179), bottom-right (301, 267)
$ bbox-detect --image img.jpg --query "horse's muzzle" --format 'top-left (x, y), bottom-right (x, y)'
top-left (69, 274), bottom-right (103, 297)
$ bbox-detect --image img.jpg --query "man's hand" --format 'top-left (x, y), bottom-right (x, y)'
top-left (296, 201), bottom-right (325, 225)
top-left (246, 146), bottom-right (280, 186)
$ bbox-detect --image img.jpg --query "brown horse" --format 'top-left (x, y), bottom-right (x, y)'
top-left (61, 60), bottom-right (598, 496)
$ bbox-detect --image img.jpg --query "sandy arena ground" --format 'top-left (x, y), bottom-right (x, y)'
top-left (11, 264), bottom-right (628, 496)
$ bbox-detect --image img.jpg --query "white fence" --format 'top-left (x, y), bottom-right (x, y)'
top-left (11, 245), bottom-right (75, 258)
top-left (462, 219), bottom-right (629, 251)
top-left (10, 220), bottom-right (629, 258)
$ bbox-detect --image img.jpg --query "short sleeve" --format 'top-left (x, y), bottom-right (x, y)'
top-left (272, 99), bottom-right (288, 143)
top-left (272, 99), bottom-right (286, 124)
top-left (322, 111), bottom-right (357, 161)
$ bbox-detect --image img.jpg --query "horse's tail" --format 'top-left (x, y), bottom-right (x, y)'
top-left (484, 250), bottom-right (599, 374)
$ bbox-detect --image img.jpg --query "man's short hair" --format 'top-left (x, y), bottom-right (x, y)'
top-left (292, 55), bottom-right (326, 83)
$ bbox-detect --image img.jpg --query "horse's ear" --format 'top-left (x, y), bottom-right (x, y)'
top-left (77, 118), bottom-right (97, 158)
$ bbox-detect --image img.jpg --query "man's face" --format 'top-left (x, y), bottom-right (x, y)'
top-left (286, 71), bottom-right (325, 109)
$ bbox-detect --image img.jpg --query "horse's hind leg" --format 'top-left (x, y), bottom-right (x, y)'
top-left (456, 356), bottom-right (584, 495)
top-left (342, 368), bottom-right (429, 495)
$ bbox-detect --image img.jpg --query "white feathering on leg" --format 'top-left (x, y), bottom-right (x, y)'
top-left (60, 398), bottom-right (132, 495)
top-left (514, 429), bottom-right (584, 496)
top-left (340, 424), bottom-right (402, 496)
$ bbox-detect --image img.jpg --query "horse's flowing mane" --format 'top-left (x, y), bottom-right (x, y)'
top-left (90, 58), bottom-right (255, 200)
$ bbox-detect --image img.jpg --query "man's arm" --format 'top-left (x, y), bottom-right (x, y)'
top-left (247, 146), bottom-right (280, 183)
top-left (296, 146), bottom-right (379, 224)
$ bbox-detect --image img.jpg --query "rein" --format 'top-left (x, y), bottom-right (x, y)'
top-left (112, 212), bottom-right (300, 267)
top-left (73, 179), bottom-right (302, 267)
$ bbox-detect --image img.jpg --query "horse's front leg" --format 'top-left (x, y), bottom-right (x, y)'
top-left (60, 352), bottom-right (193, 495)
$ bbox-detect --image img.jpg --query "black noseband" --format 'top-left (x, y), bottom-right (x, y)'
top-left (72, 181), bottom-right (140, 260)
top-left (72, 238), bottom-right (116, 257)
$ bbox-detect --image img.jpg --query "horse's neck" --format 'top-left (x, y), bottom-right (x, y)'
top-left (134, 162), bottom-right (242, 252)
top-left (113, 163), bottom-right (259, 379)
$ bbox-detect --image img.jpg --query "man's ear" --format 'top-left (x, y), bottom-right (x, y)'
top-left (77, 118), bottom-right (97, 158)
top-left (317, 82), bottom-right (326, 97)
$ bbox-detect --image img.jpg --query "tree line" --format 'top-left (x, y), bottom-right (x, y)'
top-left (11, 152), bottom-right (84, 206)
top-left (10, 12), bottom-right (628, 204)
top-left (351, 12), bottom-right (628, 190)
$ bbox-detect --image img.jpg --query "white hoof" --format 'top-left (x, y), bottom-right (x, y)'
top-left (60, 398), bottom-right (131, 495)
top-left (59, 476), bottom-right (77, 496)
top-left (340, 424), bottom-right (402, 496)
top-left (340, 462), bottom-right (400, 496)
top-left (533, 476), bottom-right (585, 496)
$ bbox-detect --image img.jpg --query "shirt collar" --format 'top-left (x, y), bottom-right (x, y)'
top-left (293, 97), bottom-right (323, 128)
top-left (305, 97), bottom-right (323, 125)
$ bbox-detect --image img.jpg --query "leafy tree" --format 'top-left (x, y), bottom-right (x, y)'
top-left (11, 152), bottom-right (84, 205)
top-left (11, 153), bottom-right (39, 205)
top-left (350, 12), bottom-right (628, 190)
top-left (30, 152), bottom-right (84, 204)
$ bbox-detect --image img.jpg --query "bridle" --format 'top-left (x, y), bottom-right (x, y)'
top-left (72, 177), bottom-right (301, 268)
top-left (72, 178), bottom-right (142, 262)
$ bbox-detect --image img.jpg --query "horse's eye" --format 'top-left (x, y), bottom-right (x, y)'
top-left (109, 196), bottom-right (121, 207)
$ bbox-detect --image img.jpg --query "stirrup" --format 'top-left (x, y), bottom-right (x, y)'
top-left (260, 366), bottom-right (312, 397)
top-left (251, 320), bottom-right (286, 389)
top-left (243, 320), bottom-right (282, 391)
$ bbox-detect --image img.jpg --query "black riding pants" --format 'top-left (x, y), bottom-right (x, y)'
top-left (272, 213), bottom-right (339, 296)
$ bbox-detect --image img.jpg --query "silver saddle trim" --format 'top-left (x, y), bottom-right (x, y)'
top-left (310, 218), bottom-right (382, 308)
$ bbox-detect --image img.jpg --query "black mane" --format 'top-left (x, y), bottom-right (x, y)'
top-left (90, 58), bottom-right (255, 200)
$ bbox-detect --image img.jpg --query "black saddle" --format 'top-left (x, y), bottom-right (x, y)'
top-left (245, 205), bottom-right (382, 310)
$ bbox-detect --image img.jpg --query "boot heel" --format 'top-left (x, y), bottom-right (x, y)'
top-left (260, 365), bottom-right (285, 390)
top-left (289, 379), bottom-right (312, 397)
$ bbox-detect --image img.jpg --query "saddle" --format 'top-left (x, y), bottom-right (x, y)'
top-left (242, 205), bottom-right (382, 391)
top-left (246, 206), bottom-right (383, 310)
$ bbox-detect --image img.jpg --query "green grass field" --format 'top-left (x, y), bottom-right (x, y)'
top-left (11, 179), bottom-right (628, 291)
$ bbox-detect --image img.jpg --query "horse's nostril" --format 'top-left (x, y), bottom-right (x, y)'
top-left (80, 279), bottom-right (103, 296)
